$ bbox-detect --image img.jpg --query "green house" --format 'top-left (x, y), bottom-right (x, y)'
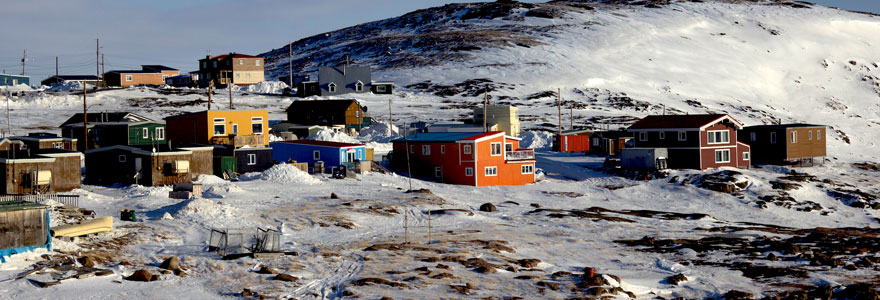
top-left (60, 112), bottom-right (166, 150)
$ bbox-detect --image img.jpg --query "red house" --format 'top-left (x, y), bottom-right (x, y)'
top-left (627, 114), bottom-right (750, 170)
top-left (391, 131), bottom-right (536, 186)
top-left (553, 129), bottom-right (592, 153)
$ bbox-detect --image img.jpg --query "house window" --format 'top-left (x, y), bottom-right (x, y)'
top-left (247, 154), bottom-right (256, 165)
top-left (125, 75), bottom-right (133, 81)
top-left (212, 61), bottom-right (217, 68)
top-left (659, 132), bottom-right (665, 140)
top-left (255, 60), bottom-right (261, 66)
top-left (246, 73), bottom-right (251, 78)
top-left (201, 62), bottom-right (207, 68)
top-left (639, 132), bottom-right (648, 141)
top-left (521, 164), bottom-right (534, 174)
top-left (328, 82), bottom-right (336, 93)
top-left (355, 81), bottom-right (364, 92)
top-left (490, 142), bottom-right (502, 156)
top-left (791, 131), bottom-right (797, 144)
top-left (707, 130), bottom-right (729, 144)
top-left (232, 124), bottom-right (238, 135)
top-left (484, 166), bottom-right (498, 176)
top-left (235, 73), bottom-right (240, 79)
top-left (750, 132), bottom-right (756, 142)
top-left (808, 130), bottom-right (813, 140)
top-left (313, 150), bottom-right (320, 160)
top-left (118, 155), bottom-right (127, 163)
top-left (817, 129), bottom-right (821, 139)
top-left (592, 139), bottom-right (599, 146)
top-left (251, 117), bottom-right (264, 134)
top-left (715, 149), bottom-right (731, 163)
top-left (434, 167), bottom-right (442, 178)
top-left (376, 85), bottom-right (386, 92)
top-left (213, 118), bottom-right (226, 135)
top-left (465, 168), bottom-right (473, 176)
top-left (155, 127), bottom-right (165, 140)
top-left (678, 131), bottom-right (687, 141)
top-left (422, 145), bottom-right (430, 155)
top-left (409, 145), bottom-right (414, 153)
top-left (743, 152), bottom-right (750, 160)
top-left (52, 142), bottom-right (63, 149)
top-left (143, 128), bottom-right (149, 138)
top-left (440, 145), bottom-right (446, 154)
top-left (770, 132), bottom-right (777, 144)
top-left (463, 144), bottom-right (472, 154)
top-left (239, 59), bottom-right (243, 65)
top-left (505, 143), bottom-right (513, 152)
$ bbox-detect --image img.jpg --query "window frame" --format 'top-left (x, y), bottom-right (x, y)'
top-left (251, 117), bottom-right (264, 135)
top-left (213, 118), bottom-right (226, 136)
top-left (743, 152), bottom-right (750, 161)
top-left (463, 144), bottom-right (472, 155)
top-left (376, 85), bottom-right (386, 92)
top-left (142, 128), bottom-right (149, 139)
top-left (422, 145), bottom-right (430, 155)
top-left (465, 167), bottom-right (473, 176)
top-left (770, 132), bottom-right (777, 144)
top-left (440, 145), bottom-right (446, 154)
top-left (255, 60), bottom-right (261, 66)
top-left (750, 132), bottom-right (756, 142)
top-left (247, 153), bottom-right (257, 165)
top-left (808, 130), bottom-right (812, 140)
top-left (354, 81), bottom-right (364, 92)
top-left (678, 131), bottom-right (687, 141)
top-left (118, 155), bottom-right (127, 163)
top-left (490, 142), bottom-right (502, 156)
top-left (658, 132), bottom-right (665, 140)
top-left (505, 143), bottom-right (513, 152)
top-left (592, 138), bottom-right (599, 146)
top-left (313, 150), bottom-right (320, 160)
top-left (816, 129), bottom-right (821, 140)
top-left (521, 164), bottom-right (534, 174)
top-left (328, 82), bottom-right (337, 93)
top-left (434, 167), bottom-right (442, 178)
top-left (638, 132), bottom-right (648, 141)
top-left (707, 130), bottom-right (730, 144)
top-left (484, 166), bottom-right (498, 176)
top-left (409, 145), bottom-right (414, 154)
top-left (125, 75), bottom-right (133, 82)
top-left (791, 131), bottom-right (797, 144)
top-left (155, 127), bottom-right (165, 140)
top-left (239, 59), bottom-right (243, 65)
top-left (714, 149), bottom-right (731, 163)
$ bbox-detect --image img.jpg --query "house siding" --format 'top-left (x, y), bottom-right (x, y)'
top-left (2, 155), bottom-right (81, 194)
top-left (234, 148), bottom-right (273, 174)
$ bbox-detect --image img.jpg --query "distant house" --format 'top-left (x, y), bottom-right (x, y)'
top-left (589, 131), bottom-right (633, 156)
top-left (391, 131), bottom-right (536, 186)
top-left (554, 129), bottom-right (593, 153)
top-left (104, 65), bottom-right (179, 87)
top-left (271, 140), bottom-right (366, 172)
top-left (270, 123), bottom-right (324, 139)
top-left (739, 124), bottom-right (826, 166)
top-left (296, 65), bottom-right (393, 97)
top-left (0, 73), bottom-right (29, 87)
top-left (0, 201), bottom-right (50, 263)
top-left (40, 75), bottom-right (100, 87)
top-left (9, 133), bottom-right (77, 151)
top-left (0, 149), bottom-right (81, 194)
top-left (59, 112), bottom-right (164, 151)
top-left (474, 105), bottom-right (521, 137)
top-left (627, 114), bottom-right (750, 170)
top-left (197, 53), bottom-right (265, 88)
top-left (0, 139), bottom-right (25, 151)
top-left (285, 99), bottom-right (371, 133)
top-left (165, 74), bottom-right (196, 88)
top-left (165, 110), bottom-right (272, 175)
top-left (84, 145), bottom-right (214, 186)
top-left (426, 123), bottom-right (498, 133)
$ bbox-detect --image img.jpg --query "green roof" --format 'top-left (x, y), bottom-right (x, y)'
top-left (0, 201), bottom-right (49, 212)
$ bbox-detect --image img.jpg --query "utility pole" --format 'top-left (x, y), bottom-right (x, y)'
top-left (21, 50), bottom-right (26, 76)
top-left (388, 99), bottom-right (392, 137)
top-left (228, 81), bottom-right (233, 109)
top-left (557, 88), bottom-right (562, 136)
top-left (55, 56), bottom-right (59, 79)
top-left (96, 39), bottom-right (99, 90)
top-left (288, 41), bottom-right (293, 89)
top-left (570, 103), bottom-right (574, 129)
top-left (83, 85), bottom-right (88, 151)
top-left (208, 81), bottom-right (213, 110)
top-left (6, 88), bottom-right (10, 136)
top-left (101, 54), bottom-right (105, 88)
top-left (483, 88), bottom-right (488, 132)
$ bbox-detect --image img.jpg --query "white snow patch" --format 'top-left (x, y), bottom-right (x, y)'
top-left (240, 164), bottom-right (322, 185)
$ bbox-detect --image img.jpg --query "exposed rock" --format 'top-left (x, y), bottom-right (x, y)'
top-left (517, 258), bottom-right (541, 268)
top-left (666, 273), bottom-right (687, 285)
top-left (724, 290), bottom-right (755, 300)
top-left (479, 203), bottom-right (497, 212)
top-left (770, 180), bottom-right (801, 191)
top-left (78, 256), bottom-right (97, 268)
top-left (273, 273), bottom-right (299, 282)
top-left (330, 193), bottom-right (339, 199)
top-left (537, 281), bottom-right (561, 290)
top-left (125, 270), bottom-right (159, 282)
top-left (256, 265), bottom-right (278, 274)
top-left (159, 256), bottom-right (180, 271)
top-left (351, 277), bottom-right (406, 287)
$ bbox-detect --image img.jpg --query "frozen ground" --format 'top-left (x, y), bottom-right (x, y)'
top-left (2, 0), bottom-right (880, 299)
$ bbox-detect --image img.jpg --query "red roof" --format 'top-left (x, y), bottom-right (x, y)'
top-left (211, 53), bottom-right (262, 60)
top-left (460, 131), bottom-right (504, 141)
top-left (628, 114), bottom-right (737, 130)
top-left (279, 140), bottom-right (364, 148)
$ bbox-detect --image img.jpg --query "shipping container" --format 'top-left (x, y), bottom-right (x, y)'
top-left (621, 148), bottom-right (669, 170)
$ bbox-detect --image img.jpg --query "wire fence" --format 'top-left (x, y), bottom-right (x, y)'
top-left (0, 194), bottom-right (79, 207)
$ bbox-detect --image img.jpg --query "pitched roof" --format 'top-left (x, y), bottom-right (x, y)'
top-left (105, 70), bottom-right (155, 74)
top-left (60, 112), bottom-right (154, 127)
top-left (209, 53), bottom-right (262, 60)
top-left (274, 140), bottom-right (364, 148)
top-left (45, 75), bottom-right (99, 81)
top-left (141, 65), bottom-right (178, 71)
top-left (744, 124), bottom-right (826, 130)
top-left (590, 130), bottom-right (634, 139)
top-left (627, 114), bottom-right (740, 130)
top-left (392, 131), bottom-right (503, 142)
top-left (285, 99), bottom-right (360, 113)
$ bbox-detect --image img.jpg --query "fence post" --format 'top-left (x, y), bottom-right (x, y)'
top-left (404, 209), bottom-right (408, 244)
top-left (427, 209), bottom-right (432, 245)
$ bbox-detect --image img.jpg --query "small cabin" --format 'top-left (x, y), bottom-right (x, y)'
top-left (0, 201), bottom-right (50, 262)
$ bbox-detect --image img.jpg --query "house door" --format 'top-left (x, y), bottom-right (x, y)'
top-left (134, 158), bottom-right (143, 183)
top-left (347, 150), bottom-right (356, 162)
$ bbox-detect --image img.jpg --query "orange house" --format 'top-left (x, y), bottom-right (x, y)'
top-left (392, 131), bottom-right (535, 186)
top-left (104, 65), bottom-right (180, 87)
top-left (164, 110), bottom-right (269, 148)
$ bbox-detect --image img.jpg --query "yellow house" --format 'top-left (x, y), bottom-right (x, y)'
top-left (474, 105), bottom-right (521, 137)
top-left (165, 110), bottom-right (269, 147)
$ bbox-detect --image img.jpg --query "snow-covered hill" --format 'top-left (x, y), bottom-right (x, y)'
top-left (262, 0), bottom-right (880, 162)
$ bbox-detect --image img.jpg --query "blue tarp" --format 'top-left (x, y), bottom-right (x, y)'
top-left (0, 210), bottom-right (51, 263)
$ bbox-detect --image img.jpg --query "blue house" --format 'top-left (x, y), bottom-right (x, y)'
top-left (0, 73), bottom-right (29, 87)
top-left (271, 140), bottom-right (366, 171)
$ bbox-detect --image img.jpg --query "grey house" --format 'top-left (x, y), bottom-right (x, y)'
top-left (296, 65), bottom-right (393, 97)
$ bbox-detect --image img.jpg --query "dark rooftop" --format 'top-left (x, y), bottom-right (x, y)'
top-left (274, 140), bottom-right (364, 148)
top-left (628, 114), bottom-right (733, 130)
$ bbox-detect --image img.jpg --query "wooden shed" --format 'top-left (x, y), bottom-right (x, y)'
top-left (84, 145), bottom-right (213, 186)
top-left (0, 149), bottom-right (82, 194)
top-left (0, 201), bottom-right (50, 262)
top-left (553, 129), bottom-right (593, 153)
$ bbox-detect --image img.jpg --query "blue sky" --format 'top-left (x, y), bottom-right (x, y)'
top-left (0, 0), bottom-right (877, 82)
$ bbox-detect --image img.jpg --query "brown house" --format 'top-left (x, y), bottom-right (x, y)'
top-left (285, 99), bottom-right (371, 133)
top-left (739, 124), bottom-right (826, 166)
top-left (627, 114), bottom-right (750, 170)
top-left (589, 131), bottom-right (633, 156)
top-left (84, 145), bottom-right (213, 186)
top-left (0, 139), bottom-right (25, 151)
top-left (104, 65), bottom-right (179, 87)
top-left (197, 53), bottom-right (265, 88)
top-left (9, 133), bottom-right (77, 151)
top-left (0, 149), bottom-right (82, 194)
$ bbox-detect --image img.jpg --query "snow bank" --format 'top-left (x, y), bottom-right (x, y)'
top-left (358, 120), bottom-right (401, 143)
top-left (241, 81), bottom-right (288, 94)
top-left (45, 81), bottom-right (83, 92)
top-left (175, 197), bottom-right (237, 218)
top-left (519, 130), bottom-right (554, 150)
top-left (240, 164), bottom-right (322, 185)
top-left (308, 128), bottom-right (359, 144)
